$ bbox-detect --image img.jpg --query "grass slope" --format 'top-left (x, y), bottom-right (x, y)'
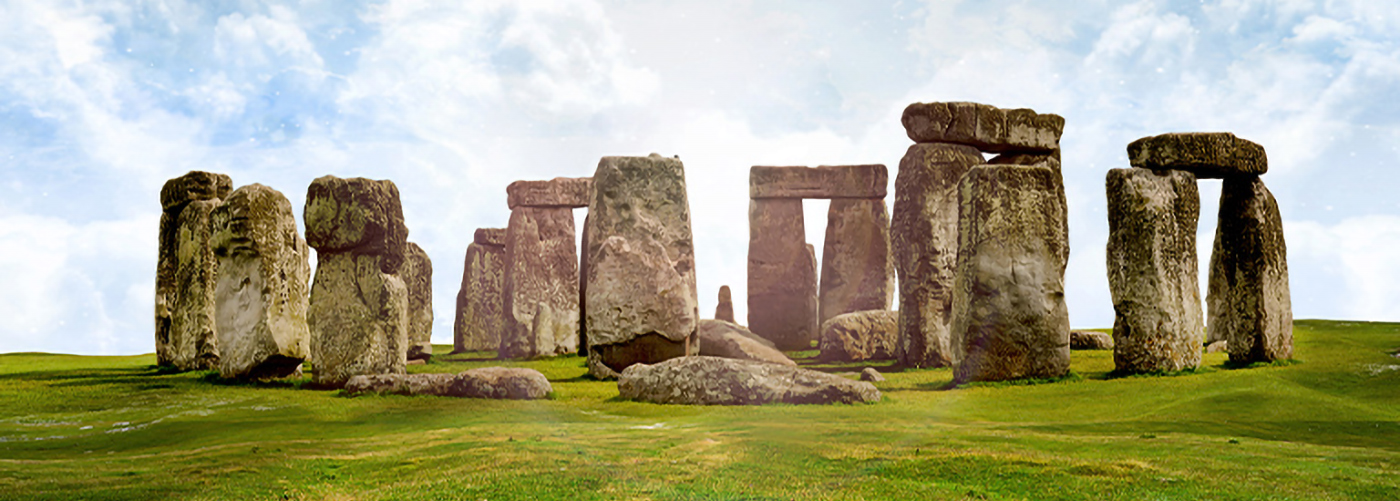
top-left (1, 320), bottom-right (1397, 500)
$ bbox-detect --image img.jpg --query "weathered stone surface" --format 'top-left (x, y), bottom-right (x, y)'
top-left (749, 165), bottom-right (887, 199)
top-left (211, 184), bottom-right (310, 379)
top-left (1107, 168), bottom-right (1203, 373)
top-left (401, 242), bottom-right (433, 361)
top-left (820, 198), bottom-right (895, 324)
top-left (819, 310), bottom-right (899, 362)
top-left (902, 102), bottom-right (1064, 153)
top-left (1070, 331), bottom-right (1115, 351)
top-left (501, 207), bottom-right (579, 359)
top-left (343, 367), bottom-right (551, 399)
top-left (715, 285), bottom-right (735, 322)
top-left (1208, 176), bottom-right (1292, 363)
top-left (156, 171), bottom-right (232, 371)
top-left (303, 176), bottom-right (408, 274)
top-left (860, 367), bottom-right (885, 382)
top-left (891, 142), bottom-right (985, 368)
top-left (698, 319), bottom-right (795, 366)
top-left (951, 165), bottom-right (1071, 383)
top-left (583, 154), bottom-right (699, 378)
top-left (1127, 132), bottom-right (1267, 179)
top-left (747, 198), bottom-right (819, 350)
top-left (1205, 340), bottom-right (1228, 353)
top-left (454, 229), bottom-right (506, 353)
top-left (305, 176), bottom-right (409, 387)
top-left (506, 177), bottom-right (592, 209)
top-left (618, 356), bottom-right (881, 405)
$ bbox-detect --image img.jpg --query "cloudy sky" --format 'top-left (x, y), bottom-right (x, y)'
top-left (2, 0), bottom-right (1398, 355)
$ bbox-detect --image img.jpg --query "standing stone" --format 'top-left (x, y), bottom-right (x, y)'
top-left (156, 171), bottom-right (232, 371)
top-left (715, 285), bottom-right (735, 322)
top-left (747, 198), bottom-right (818, 350)
top-left (820, 198), bottom-right (895, 324)
top-left (454, 228), bottom-right (505, 353)
top-left (210, 184), bottom-right (310, 380)
top-left (401, 242), bottom-right (433, 361)
top-left (1209, 176), bottom-right (1292, 363)
top-left (584, 154), bottom-right (699, 378)
top-left (951, 165), bottom-right (1070, 383)
top-left (891, 143), bottom-right (984, 368)
top-left (1106, 169), bottom-right (1203, 373)
top-left (501, 206), bottom-right (579, 359)
top-left (304, 176), bottom-right (409, 387)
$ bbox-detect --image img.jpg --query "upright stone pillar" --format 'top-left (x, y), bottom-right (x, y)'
top-left (454, 228), bottom-right (505, 353)
top-left (584, 154), bottom-right (699, 378)
top-left (891, 143), bottom-right (983, 368)
top-left (715, 285), bottom-right (735, 322)
top-left (210, 183), bottom-right (310, 380)
top-left (156, 171), bottom-right (233, 371)
top-left (1106, 168), bottom-right (1203, 373)
top-left (1210, 176), bottom-right (1292, 363)
top-left (820, 198), bottom-right (895, 325)
top-left (951, 164), bottom-right (1071, 382)
top-left (747, 198), bottom-right (816, 350)
top-left (401, 242), bottom-right (433, 361)
top-left (501, 177), bottom-right (591, 359)
top-left (304, 176), bottom-right (409, 387)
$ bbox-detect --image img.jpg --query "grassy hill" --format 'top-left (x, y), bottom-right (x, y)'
top-left (1, 319), bottom-right (1397, 500)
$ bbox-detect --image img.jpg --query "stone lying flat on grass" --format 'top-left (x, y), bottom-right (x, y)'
top-left (819, 310), bottom-right (898, 362)
top-left (697, 319), bottom-right (794, 366)
top-left (344, 367), bottom-right (552, 399)
top-left (618, 356), bottom-right (881, 405)
top-left (901, 102), bottom-right (1064, 153)
top-left (1127, 132), bottom-right (1267, 178)
top-left (860, 367), bottom-right (885, 382)
top-left (1070, 331), bottom-right (1114, 350)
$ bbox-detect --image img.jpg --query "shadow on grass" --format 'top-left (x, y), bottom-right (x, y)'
top-left (918, 371), bottom-right (1086, 392)
top-left (1103, 366), bottom-right (1218, 380)
top-left (1219, 358), bottom-right (1304, 370)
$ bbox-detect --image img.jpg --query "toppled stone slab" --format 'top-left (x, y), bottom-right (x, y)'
top-left (454, 228), bottom-right (506, 353)
top-left (1206, 340), bottom-right (1228, 353)
top-left (1070, 331), bottom-right (1115, 351)
top-left (1127, 132), bottom-right (1267, 178)
top-left (860, 367), bottom-right (885, 382)
top-left (211, 184), bottom-right (310, 380)
top-left (902, 102), bottom-right (1064, 153)
top-left (820, 199), bottom-right (895, 325)
top-left (952, 165), bottom-right (1071, 383)
top-left (343, 367), bottom-right (552, 399)
top-left (305, 176), bottom-right (409, 387)
top-left (506, 177), bottom-right (592, 209)
top-left (819, 310), bottom-right (898, 362)
top-left (401, 242), bottom-right (434, 361)
top-left (156, 171), bottom-right (233, 371)
top-left (698, 319), bottom-right (795, 366)
top-left (749, 165), bottom-right (887, 199)
top-left (892, 142), bottom-right (985, 368)
top-left (715, 285), bottom-right (735, 322)
top-left (747, 199), bottom-right (819, 350)
top-left (501, 206), bottom-right (579, 359)
top-left (1107, 168), bottom-right (1203, 373)
top-left (1209, 176), bottom-right (1292, 363)
top-left (584, 154), bottom-right (699, 378)
top-left (618, 356), bottom-right (881, 405)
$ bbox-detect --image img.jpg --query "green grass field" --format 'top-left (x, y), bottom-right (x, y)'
top-left (2, 319), bottom-right (1397, 500)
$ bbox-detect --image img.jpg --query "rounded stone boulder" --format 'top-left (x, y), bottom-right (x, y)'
top-left (819, 310), bottom-right (898, 362)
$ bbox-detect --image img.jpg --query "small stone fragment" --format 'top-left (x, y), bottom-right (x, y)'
top-left (901, 102), bottom-right (1064, 153)
top-left (618, 356), bottom-right (881, 405)
top-left (1208, 176), bottom-right (1292, 363)
top-left (1127, 132), bottom-right (1267, 179)
top-left (819, 310), bottom-right (899, 362)
top-left (698, 319), bottom-right (795, 366)
top-left (749, 165), bottom-right (887, 199)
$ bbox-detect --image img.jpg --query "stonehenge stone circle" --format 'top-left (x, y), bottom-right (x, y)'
top-left (401, 242), bottom-right (433, 361)
top-left (714, 285), bottom-right (735, 322)
top-left (210, 184), bottom-right (310, 380)
top-left (1106, 168), bottom-right (1203, 373)
top-left (1128, 132), bottom-right (1267, 179)
top-left (304, 176), bottom-right (409, 387)
top-left (818, 310), bottom-right (899, 362)
top-left (1209, 175), bottom-right (1292, 363)
top-left (951, 164), bottom-right (1071, 383)
top-left (454, 228), bottom-right (505, 353)
top-left (501, 177), bottom-right (587, 360)
top-left (747, 197), bottom-right (818, 350)
top-left (901, 102), bottom-right (1064, 153)
top-left (618, 356), bottom-right (881, 405)
top-left (583, 154), bottom-right (699, 379)
top-left (698, 319), bottom-right (796, 366)
top-left (891, 142), bottom-right (984, 368)
top-left (156, 170), bottom-right (232, 371)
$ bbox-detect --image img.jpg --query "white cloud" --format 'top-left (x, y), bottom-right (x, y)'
top-left (1288, 216), bottom-right (1400, 321)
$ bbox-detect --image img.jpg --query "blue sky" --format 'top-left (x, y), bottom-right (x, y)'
top-left (2, 0), bottom-right (1398, 355)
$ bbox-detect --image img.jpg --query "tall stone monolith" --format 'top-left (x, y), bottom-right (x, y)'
top-left (819, 198), bottom-right (895, 325)
top-left (1209, 175), bottom-right (1292, 363)
top-left (501, 206), bottom-right (579, 359)
top-left (210, 183), bottom-right (310, 380)
top-left (401, 242), bottom-right (433, 361)
top-left (584, 154), bottom-right (699, 379)
top-left (156, 171), bottom-right (233, 371)
top-left (747, 198), bottom-right (818, 350)
top-left (454, 228), bottom-right (506, 353)
top-left (715, 285), bottom-right (735, 322)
